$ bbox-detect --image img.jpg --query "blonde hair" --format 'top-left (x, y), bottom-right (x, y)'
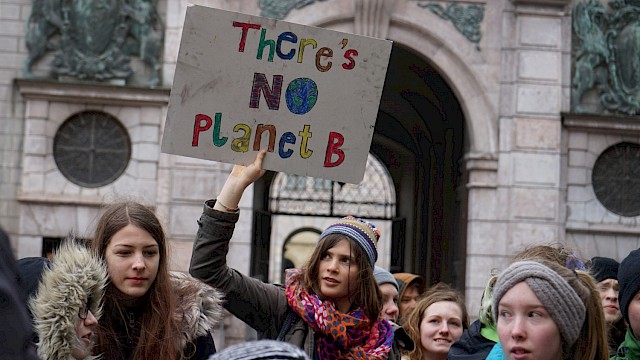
top-left (403, 283), bottom-right (469, 360)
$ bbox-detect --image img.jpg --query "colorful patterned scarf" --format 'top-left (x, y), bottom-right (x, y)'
top-left (284, 268), bottom-right (393, 359)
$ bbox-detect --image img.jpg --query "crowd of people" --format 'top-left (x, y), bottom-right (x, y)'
top-left (1, 150), bottom-right (639, 359)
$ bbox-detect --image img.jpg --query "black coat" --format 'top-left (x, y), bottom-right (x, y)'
top-left (0, 228), bottom-right (40, 360)
top-left (448, 320), bottom-right (496, 360)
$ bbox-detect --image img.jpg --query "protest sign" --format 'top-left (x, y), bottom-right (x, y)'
top-left (161, 5), bottom-right (392, 183)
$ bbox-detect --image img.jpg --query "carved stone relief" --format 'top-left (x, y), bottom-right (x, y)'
top-left (572, 0), bottom-right (640, 115)
top-left (24, 0), bottom-right (164, 87)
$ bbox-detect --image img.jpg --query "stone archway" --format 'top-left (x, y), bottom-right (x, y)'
top-left (251, 1), bottom-right (499, 289)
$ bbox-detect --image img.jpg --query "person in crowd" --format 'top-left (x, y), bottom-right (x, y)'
top-left (403, 282), bottom-right (469, 360)
top-left (589, 256), bottom-right (625, 355)
top-left (393, 272), bottom-right (425, 326)
top-left (189, 150), bottom-right (394, 359)
top-left (449, 243), bottom-right (587, 360)
top-left (207, 340), bottom-right (311, 360)
top-left (375, 266), bottom-right (400, 322)
top-left (512, 243), bottom-right (587, 271)
top-left (488, 259), bottom-right (608, 360)
top-left (91, 201), bottom-right (224, 360)
top-left (0, 226), bottom-right (40, 359)
top-left (447, 272), bottom-right (498, 360)
top-left (375, 266), bottom-right (414, 359)
top-left (612, 248), bottom-right (640, 359)
top-left (22, 236), bottom-right (108, 360)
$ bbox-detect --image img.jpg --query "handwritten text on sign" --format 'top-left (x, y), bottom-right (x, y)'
top-left (161, 6), bottom-right (392, 183)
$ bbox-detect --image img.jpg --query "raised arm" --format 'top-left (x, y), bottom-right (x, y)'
top-left (189, 151), bottom-right (288, 338)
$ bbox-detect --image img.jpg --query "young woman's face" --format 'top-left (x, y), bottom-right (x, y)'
top-left (317, 237), bottom-right (360, 313)
top-left (497, 282), bottom-right (562, 360)
top-left (72, 300), bottom-right (98, 359)
top-left (419, 301), bottom-right (464, 357)
top-left (628, 292), bottom-right (640, 339)
top-left (379, 283), bottom-right (399, 322)
top-left (597, 279), bottom-right (621, 323)
top-left (105, 224), bottom-right (160, 299)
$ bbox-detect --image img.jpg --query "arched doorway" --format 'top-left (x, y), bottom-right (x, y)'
top-left (251, 43), bottom-right (467, 289)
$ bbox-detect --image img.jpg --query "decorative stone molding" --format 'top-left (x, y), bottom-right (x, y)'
top-left (354, 0), bottom-right (397, 38)
top-left (464, 153), bottom-right (498, 189)
top-left (562, 112), bottom-right (640, 135)
top-left (15, 79), bottom-right (170, 106)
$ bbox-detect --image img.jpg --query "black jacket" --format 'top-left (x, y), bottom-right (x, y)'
top-left (0, 228), bottom-right (40, 360)
top-left (448, 320), bottom-right (496, 360)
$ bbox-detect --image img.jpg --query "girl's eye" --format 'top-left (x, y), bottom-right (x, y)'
top-left (529, 311), bottom-right (542, 318)
top-left (144, 251), bottom-right (157, 257)
top-left (450, 321), bottom-right (461, 328)
top-left (117, 251), bottom-right (131, 256)
top-left (341, 257), bottom-right (351, 264)
top-left (321, 254), bottom-right (330, 260)
top-left (498, 310), bottom-right (511, 318)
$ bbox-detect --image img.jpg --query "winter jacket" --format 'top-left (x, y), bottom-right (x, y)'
top-left (99, 271), bottom-right (223, 360)
top-left (389, 321), bottom-right (413, 360)
top-left (189, 200), bottom-right (315, 356)
top-left (484, 343), bottom-right (505, 360)
top-left (612, 329), bottom-right (640, 360)
top-left (0, 227), bottom-right (40, 360)
top-left (171, 271), bottom-right (224, 359)
top-left (30, 237), bottom-right (109, 360)
top-left (448, 319), bottom-right (497, 360)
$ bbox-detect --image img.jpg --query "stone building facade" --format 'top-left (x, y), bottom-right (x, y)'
top-left (1, 0), bottom-right (639, 346)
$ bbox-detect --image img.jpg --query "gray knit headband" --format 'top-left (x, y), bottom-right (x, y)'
top-left (492, 261), bottom-right (586, 346)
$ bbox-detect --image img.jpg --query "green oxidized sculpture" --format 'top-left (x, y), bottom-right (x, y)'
top-left (24, 0), bottom-right (164, 87)
top-left (572, 0), bottom-right (640, 115)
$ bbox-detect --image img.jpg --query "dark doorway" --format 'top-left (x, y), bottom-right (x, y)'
top-left (251, 43), bottom-right (467, 289)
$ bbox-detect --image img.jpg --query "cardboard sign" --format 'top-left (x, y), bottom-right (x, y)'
top-left (161, 5), bottom-right (392, 183)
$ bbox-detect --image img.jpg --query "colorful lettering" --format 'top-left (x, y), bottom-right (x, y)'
top-left (324, 132), bottom-right (345, 167)
top-left (278, 132), bottom-right (296, 158)
top-left (192, 114), bottom-right (212, 146)
top-left (232, 21), bottom-right (261, 52)
top-left (250, 73), bottom-right (283, 110)
top-left (315, 47), bottom-right (333, 72)
top-left (299, 125), bottom-right (313, 159)
top-left (257, 29), bottom-right (275, 62)
top-left (342, 49), bottom-right (358, 70)
top-left (297, 39), bottom-right (317, 63)
top-left (212, 112), bottom-right (228, 147)
top-left (276, 32), bottom-right (297, 60)
top-left (231, 124), bottom-right (251, 152)
top-left (253, 124), bottom-right (276, 152)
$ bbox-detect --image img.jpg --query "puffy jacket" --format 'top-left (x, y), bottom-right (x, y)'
top-left (30, 238), bottom-right (108, 360)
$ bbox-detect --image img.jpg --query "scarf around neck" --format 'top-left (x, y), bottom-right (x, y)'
top-left (284, 268), bottom-right (393, 359)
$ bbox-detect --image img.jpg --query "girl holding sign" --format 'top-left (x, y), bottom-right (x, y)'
top-left (189, 150), bottom-right (394, 359)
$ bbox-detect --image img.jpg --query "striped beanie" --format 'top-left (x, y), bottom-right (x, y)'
top-left (207, 340), bottom-right (310, 360)
top-left (319, 216), bottom-right (380, 268)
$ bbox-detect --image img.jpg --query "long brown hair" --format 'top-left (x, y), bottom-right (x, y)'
top-left (542, 261), bottom-right (608, 360)
top-left (302, 233), bottom-right (382, 322)
top-left (404, 283), bottom-right (469, 360)
top-left (91, 201), bottom-right (180, 360)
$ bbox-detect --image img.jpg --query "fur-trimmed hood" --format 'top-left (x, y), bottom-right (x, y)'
top-left (170, 271), bottom-right (224, 348)
top-left (30, 237), bottom-right (108, 360)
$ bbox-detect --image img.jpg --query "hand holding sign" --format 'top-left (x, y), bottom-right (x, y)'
top-left (162, 6), bottom-right (392, 183)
